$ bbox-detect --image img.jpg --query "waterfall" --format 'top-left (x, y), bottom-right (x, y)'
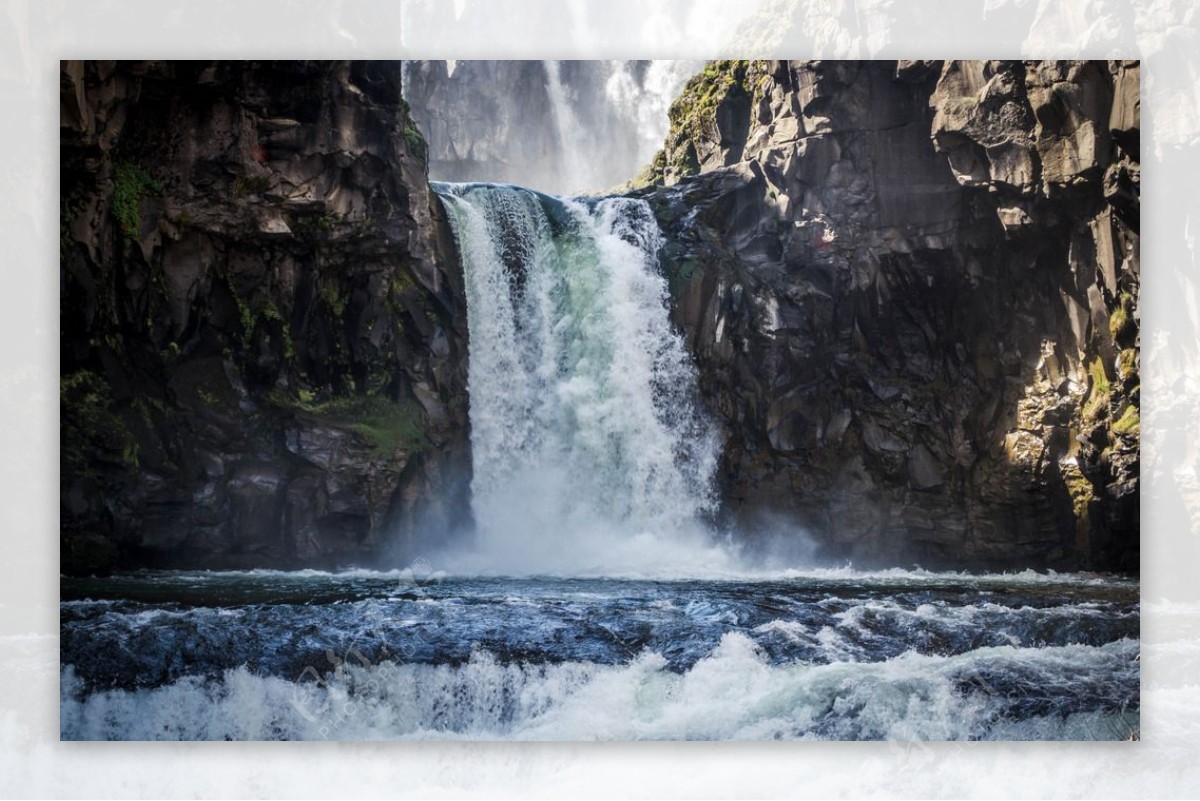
top-left (403, 60), bottom-right (700, 195)
top-left (541, 60), bottom-right (593, 194)
top-left (435, 182), bottom-right (730, 575)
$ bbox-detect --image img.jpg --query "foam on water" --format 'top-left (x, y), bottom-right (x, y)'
top-left (60, 635), bottom-right (1139, 741)
top-left (60, 571), bottom-right (1139, 719)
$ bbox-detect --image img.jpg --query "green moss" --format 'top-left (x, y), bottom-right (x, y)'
top-left (403, 126), bottom-right (427, 161)
top-left (352, 216), bottom-right (376, 238)
top-left (320, 281), bottom-right (349, 318)
top-left (1112, 404), bottom-right (1140, 436)
top-left (233, 175), bottom-right (271, 199)
top-left (390, 269), bottom-right (415, 293)
top-left (282, 329), bottom-right (296, 361)
top-left (1082, 356), bottom-right (1111, 421)
top-left (346, 399), bottom-right (427, 457)
top-left (291, 211), bottom-right (339, 240)
top-left (229, 286), bottom-right (255, 348)
top-left (1108, 306), bottom-right (1128, 342)
top-left (1088, 356), bottom-right (1110, 394)
top-left (400, 98), bottom-right (428, 163)
top-left (262, 301), bottom-right (297, 362)
top-left (661, 60), bottom-right (751, 180)
top-left (272, 389), bottom-right (427, 457)
top-left (1116, 347), bottom-right (1138, 380)
top-left (668, 60), bottom-right (750, 133)
top-left (1109, 291), bottom-right (1136, 343)
top-left (112, 162), bottom-right (162, 241)
top-left (230, 290), bottom-right (296, 363)
top-left (61, 369), bottom-right (139, 472)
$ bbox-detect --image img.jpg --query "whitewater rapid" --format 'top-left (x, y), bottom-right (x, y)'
top-left (59, 571), bottom-right (1140, 741)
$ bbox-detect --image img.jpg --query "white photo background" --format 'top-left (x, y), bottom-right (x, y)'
top-left (4, 0), bottom-right (1199, 795)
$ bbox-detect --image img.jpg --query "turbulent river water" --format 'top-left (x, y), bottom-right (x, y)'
top-left (60, 183), bottom-right (1139, 740)
top-left (60, 570), bottom-right (1139, 740)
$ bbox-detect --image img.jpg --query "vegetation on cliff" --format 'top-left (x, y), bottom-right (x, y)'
top-left (638, 59), bottom-right (1140, 571)
top-left (59, 61), bottom-right (469, 574)
top-left (629, 60), bottom-right (756, 189)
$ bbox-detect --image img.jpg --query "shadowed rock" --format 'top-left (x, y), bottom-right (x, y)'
top-left (59, 61), bottom-right (472, 574)
top-left (635, 59), bottom-right (1139, 571)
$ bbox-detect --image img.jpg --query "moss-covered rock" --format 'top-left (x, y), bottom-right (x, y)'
top-left (111, 162), bottom-right (162, 241)
top-left (1112, 404), bottom-right (1140, 437)
top-left (642, 60), bottom-right (756, 185)
top-left (61, 369), bottom-right (139, 474)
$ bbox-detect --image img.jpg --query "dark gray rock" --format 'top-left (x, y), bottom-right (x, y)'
top-left (637, 59), bottom-right (1139, 571)
top-left (60, 61), bottom-right (471, 574)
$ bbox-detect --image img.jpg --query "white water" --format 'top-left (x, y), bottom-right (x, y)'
top-left (542, 60), bottom-right (702, 194)
top-left (405, 60), bottom-right (697, 195)
top-left (59, 635), bottom-right (1140, 741)
top-left (602, 60), bottom-right (702, 176)
top-left (436, 183), bottom-right (730, 576)
top-left (542, 60), bottom-right (593, 193)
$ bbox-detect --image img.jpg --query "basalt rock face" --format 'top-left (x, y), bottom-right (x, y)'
top-left (60, 61), bottom-right (470, 575)
top-left (640, 60), bottom-right (1139, 571)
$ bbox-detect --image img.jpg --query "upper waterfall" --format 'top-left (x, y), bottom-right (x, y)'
top-left (434, 182), bottom-right (731, 575)
top-left (403, 61), bottom-right (700, 195)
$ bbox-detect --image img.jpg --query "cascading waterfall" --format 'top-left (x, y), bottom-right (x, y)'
top-left (435, 182), bottom-right (731, 576)
top-left (603, 60), bottom-right (703, 170)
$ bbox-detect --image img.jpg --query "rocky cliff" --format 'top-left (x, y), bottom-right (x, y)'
top-left (60, 59), bottom-right (1141, 575)
top-left (638, 60), bottom-right (1139, 571)
top-left (60, 61), bottom-right (470, 575)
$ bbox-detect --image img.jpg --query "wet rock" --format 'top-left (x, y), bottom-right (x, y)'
top-left (60, 61), bottom-right (471, 573)
top-left (907, 445), bottom-right (945, 490)
top-left (639, 59), bottom-right (1139, 571)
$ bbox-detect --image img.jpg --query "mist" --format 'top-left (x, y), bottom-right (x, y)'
top-left (402, 60), bottom-right (700, 195)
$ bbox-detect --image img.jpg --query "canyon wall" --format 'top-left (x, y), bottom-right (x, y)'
top-left (60, 61), bottom-right (470, 574)
top-left (639, 60), bottom-right (1139, 570)
top-left (60, 59), bottom-right (1141, 574)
